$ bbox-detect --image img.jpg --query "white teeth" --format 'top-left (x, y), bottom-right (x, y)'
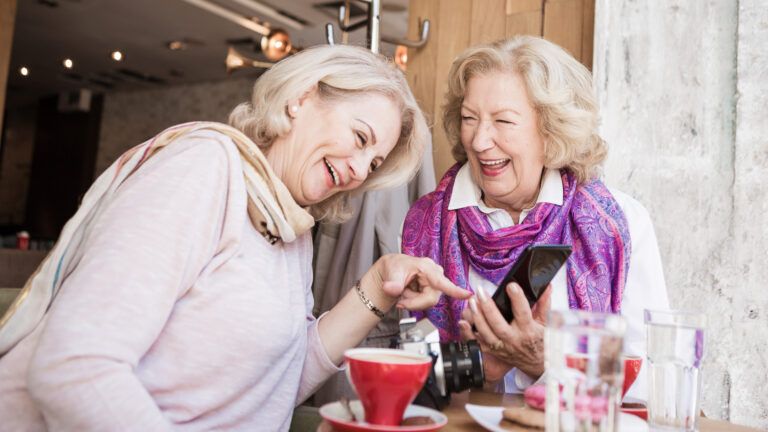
top-left (479, 159), bottom-right (509, 166)
top-left (324, 158), bottom-right (339, 185)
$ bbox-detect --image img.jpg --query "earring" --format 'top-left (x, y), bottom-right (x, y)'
top-left (290, 105), bottom-right (299, 113)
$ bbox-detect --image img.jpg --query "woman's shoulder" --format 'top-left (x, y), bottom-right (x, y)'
top-left (605, 186), bottom-right (655, 233)
top-left (139, 125), bottom-right (245, 179)
top-left (405, 188), bottom-right (445, 225)
top-left (167, 126), bottom-right (242, 159)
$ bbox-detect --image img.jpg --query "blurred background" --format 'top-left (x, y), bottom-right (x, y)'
top-left (0, 0), bottom-right (765, 429)
top-left (0, 0), bottom-right (410, 244)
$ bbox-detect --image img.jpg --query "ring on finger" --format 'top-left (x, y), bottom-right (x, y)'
top-left (491, 340), bottom-right (503, 351)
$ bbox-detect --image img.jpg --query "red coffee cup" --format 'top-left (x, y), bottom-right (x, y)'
top-left (344, 348), bottom-right (432, 426)
top-left (622, 355), bottom-right (643, 399)
top-left (16, 231), bottom-right (30, 250)
top-left (564, 353), bottom-right (643, 400)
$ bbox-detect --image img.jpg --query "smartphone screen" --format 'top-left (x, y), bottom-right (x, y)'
top-left (491, 244), bottom-right (571, 322)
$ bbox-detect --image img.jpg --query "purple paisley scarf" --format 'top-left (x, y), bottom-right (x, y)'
top-left (402, 164), bottom-right (631, 341)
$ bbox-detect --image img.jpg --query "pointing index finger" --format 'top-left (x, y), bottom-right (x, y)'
top-left (416, 268), bottom-right (471, 300)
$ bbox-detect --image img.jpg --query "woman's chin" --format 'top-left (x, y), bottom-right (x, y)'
top-left (479, 179), bottom-right (515, 196)
top-left (300, 189), bottom-right (336, 206)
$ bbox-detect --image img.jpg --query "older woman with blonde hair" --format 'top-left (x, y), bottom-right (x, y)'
top-left (402, 36), bottom-right (668, 398)
top-left (0, 44), bottom-right (468, 431)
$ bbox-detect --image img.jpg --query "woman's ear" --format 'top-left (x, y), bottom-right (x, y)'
top-left (286, 85), bottom-right (318, 119)
top-left (299, 84), bottom-right (318, 105)
top-left (286, 102), bottom-right (300, 118)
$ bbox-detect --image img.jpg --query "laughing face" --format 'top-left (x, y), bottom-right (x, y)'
top-left (459, 71), bottom-right (545, 213)
top-left (267, 90), bottom-right (401, 206)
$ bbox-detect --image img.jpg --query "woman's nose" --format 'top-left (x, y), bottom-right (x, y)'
top-left (347, 152), bottom-right (371, 183)
top-left (471, 121), bottom-right (495, 152)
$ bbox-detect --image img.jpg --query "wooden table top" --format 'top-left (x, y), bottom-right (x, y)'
top-left (320, 389), bottom-right (761, 431)
top-left (441, 390), bottom-right (759, 432)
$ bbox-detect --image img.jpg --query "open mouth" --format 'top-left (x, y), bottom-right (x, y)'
top-left (479, 158), bottom-right (510, 175)
top-left (323, 157), bottom-right (339, 186)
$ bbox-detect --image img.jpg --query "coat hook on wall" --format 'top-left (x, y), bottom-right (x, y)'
top-left (325, 23), bottom-right (336, 46)
top-left (337, 4), bottom-right (368, 33)
top-left (324, 0), bottom-right (430, 54)
top-left (382, 18), bottom-right (430, 48)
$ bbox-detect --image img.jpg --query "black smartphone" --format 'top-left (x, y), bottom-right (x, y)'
top-left (491, 244), bottom-right (572, 322)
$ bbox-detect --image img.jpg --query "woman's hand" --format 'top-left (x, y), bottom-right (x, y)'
top-left (363, 254), bottom-right (471, 311)
top-left (457, 282), bottom-right (551, 382)
top-left (318, 254), bottom-right (469, 367)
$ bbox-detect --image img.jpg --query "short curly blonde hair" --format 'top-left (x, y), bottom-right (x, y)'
top-left (229, 45), bottom-right (427, 222)
top-left (443, 36), bottom-right (606, 183)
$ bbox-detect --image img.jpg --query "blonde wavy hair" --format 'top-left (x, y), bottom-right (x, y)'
top-left (443, 36), bottom-right (606, 183)
top-left (229, 45), bottom-right (427, 222)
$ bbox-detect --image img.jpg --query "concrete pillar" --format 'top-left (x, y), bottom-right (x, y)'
top-left (594, 0), bottom-right (767, 427)
top-left (730, 0), bottom-right (768, 426)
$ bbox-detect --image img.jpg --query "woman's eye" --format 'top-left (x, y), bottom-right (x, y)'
top-left (461, 115), bottom-right (475, 122)
top-left (356, 131), bottom-right (368, 146)
top-left (496, 119), bottom-right (514, 125)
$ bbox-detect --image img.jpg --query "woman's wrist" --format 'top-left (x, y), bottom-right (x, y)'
top-left (518, 363), bottom-right (545, 379)
top-left (359, 266), bottom-right (398, 314)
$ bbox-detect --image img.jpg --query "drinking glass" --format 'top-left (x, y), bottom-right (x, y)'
top-left (545, 310), bottom-right (627, 432)
top-left (644, 309), bottom-right (706, 431)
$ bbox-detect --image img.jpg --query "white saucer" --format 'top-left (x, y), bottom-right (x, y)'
top-left (465, 403), bottom-right (648, 432)
top-left (319, 400), bottom-right (447, 432)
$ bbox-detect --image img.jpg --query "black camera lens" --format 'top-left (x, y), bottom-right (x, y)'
top-left (440, 340), bottom-right (484, 393)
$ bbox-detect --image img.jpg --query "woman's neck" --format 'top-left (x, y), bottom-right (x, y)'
top-left (482, 169), bottom-right (545, 223)
top-left (265, 141), bottom-right (290, 183)
top-left (484, 193), bottom-right (538, 224)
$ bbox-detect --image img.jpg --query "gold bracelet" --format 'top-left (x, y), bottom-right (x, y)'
top-left (354, 280), bottom-right (385, 319)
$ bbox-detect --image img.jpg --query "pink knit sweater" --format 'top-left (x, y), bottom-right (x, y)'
top-left (0, 131), bottom-right (340, 431)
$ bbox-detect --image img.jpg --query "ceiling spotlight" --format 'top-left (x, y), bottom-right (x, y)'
top-left (394, 45), bottom-right (408, 72)
top-left (111, 51), bottom-right (124, 61)
top-left (19, 66), bottom-right (29, 77)
top-left (260, 29), bottom-right (292, 62)
top-left (167, 40), bottom-right (187, 51)
top-left (63, 58), bottom-right (73, 69)
top-left (225, 46), bottom-right (274, 74)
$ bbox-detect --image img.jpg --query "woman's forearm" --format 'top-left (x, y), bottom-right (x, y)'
top-left (316, 269), bottom-right (396, 365)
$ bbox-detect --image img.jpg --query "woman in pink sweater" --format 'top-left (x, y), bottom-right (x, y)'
top-left (0, 45), bottom-right (468, 431)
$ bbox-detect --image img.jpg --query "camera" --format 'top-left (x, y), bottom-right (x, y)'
top-left (390, 317), bottom-right (484, 410)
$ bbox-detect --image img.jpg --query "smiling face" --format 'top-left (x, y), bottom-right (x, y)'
top-left (460, 71), bottom-right (546, 213)
top-left (267, 90), bottom-right (401, 206)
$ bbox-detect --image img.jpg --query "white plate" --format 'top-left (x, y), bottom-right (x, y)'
top-left (465, 404), bottom-right (648, 432)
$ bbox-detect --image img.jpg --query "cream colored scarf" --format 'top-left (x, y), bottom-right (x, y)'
top-left (0, 122), bottom-right (314, 355)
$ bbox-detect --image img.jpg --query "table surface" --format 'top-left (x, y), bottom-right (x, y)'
top-left (320, 390), bottom-right (761, 431)
top-left (440, 390), bottom-right (759, 432)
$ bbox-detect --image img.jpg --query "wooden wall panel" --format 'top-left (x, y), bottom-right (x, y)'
top-left (581, 0), bottom-right (595, 69)
top-left (470, 0), bottom-right (507, 45)
top-left (405, 0), bottom-right (441, 123)
top-left (431, 0), bottom-right (472, 179)
top-left (0, 0), bottom-right (18, 138)
top-left (505, 0), bottom-right (544, 14)
top-left (543, 0), bottom-right (585, 64)
top-left (505, 0), bottom-right (544, 38)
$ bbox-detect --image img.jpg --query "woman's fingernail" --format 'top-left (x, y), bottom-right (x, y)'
top-left (476, 287), bottom-right (488, 302)
top-left (469, 297), bottom-right (479, 314)
top-left (509, 282), bottom-right (520, 294)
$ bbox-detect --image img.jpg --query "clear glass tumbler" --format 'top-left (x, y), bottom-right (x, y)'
top-left (644, 309), bottom-right (706, 431)
top-left (545, 310), bottom-right (627, 432)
